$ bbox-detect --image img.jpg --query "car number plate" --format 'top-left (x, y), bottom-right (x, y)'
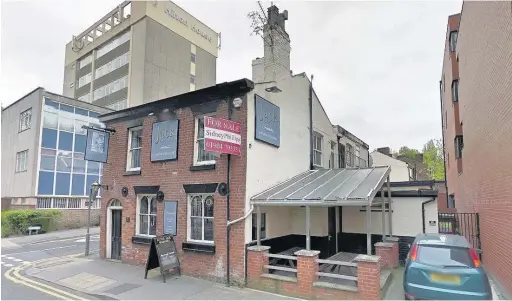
top-left (430, 273), bottom-right (460, 284)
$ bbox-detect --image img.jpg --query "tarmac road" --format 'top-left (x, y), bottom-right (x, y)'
top-left (1, 229), bottom-right (100, 300)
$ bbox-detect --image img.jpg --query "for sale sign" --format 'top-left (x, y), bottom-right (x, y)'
top-left (204, 116), bottom-right (242, 156)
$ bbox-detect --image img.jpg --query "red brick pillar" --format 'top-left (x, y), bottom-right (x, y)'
top-left (375, 241), bottom-right (399, 269)
top-left (247, 246), bottom-right (270, 282)
top-left (355, 254), bottom-right (381, 300)
top-left (295, 249), bottom-right (320, 298)
top-left (385, 236), bottom-right (399, 268)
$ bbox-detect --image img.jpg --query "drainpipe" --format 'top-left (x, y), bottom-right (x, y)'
top-left (309, 75), bottom-right (314, 170)
top-left (422, 198), bottom-right (436, 233)
top-left (439, 80), bottom-right (449, 204)
top-left (226, 96), bottom-right (233, 286)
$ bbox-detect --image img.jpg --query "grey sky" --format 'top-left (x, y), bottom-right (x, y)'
top-left (0, 0), bottom-right (462, 151)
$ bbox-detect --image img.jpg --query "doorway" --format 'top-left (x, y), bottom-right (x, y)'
top-left (106, 199), bottom-right (123, 260)
top-left (327, 207), bottom-right (337, 257)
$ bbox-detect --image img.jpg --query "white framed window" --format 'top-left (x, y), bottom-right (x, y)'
top-left (194, 117), bottom-right (216, 166)
top-left (313, 134), bottom-right (323, 167)
top-left (93, 76), bottom-right (128, 100)
top-left (355, 145), bottom-right (361, 167)
top-left (127, 127), bottom-right (142, 171)
top-left (346, 144), bottom-right (354, 167)
top-left (19, 108), bottom-right (32, 131)
top-left (95, 52), bottom-right (130, 78)
top-left (136, 195), bottom-right (157, 236)
top-left (187, 194), bottom-right (214, 243)
top-left (78, 73), bottom-right (92, 88)
top-left (252, 213), bottom-right (266, 241)
top-left (97, 31), bottom-right (131, 58)
top-left (16, 150), bottom-right (28, 172)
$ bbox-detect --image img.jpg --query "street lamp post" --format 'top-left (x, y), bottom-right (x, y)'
top-left (85, 181), bottom-right (101, 256)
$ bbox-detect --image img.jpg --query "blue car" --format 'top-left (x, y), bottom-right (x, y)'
top-left (403, 233), bottom-right (492, 300)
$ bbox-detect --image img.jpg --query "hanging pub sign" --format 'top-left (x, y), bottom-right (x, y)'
top-left (203, 116), bottom-right (242, 156)
top-left (84, 128), bottom-right (110, 163)
top-left (254, 94), bottom-right (280, 147)
top-left (144, 234), bottom-right (181, 283)
top-left (151, 120), bottom-right (180, 162)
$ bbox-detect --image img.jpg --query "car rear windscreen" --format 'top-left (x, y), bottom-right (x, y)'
top-left (417, 245), bottom-right (473, 267)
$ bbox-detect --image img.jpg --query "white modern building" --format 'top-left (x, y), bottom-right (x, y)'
top-left (1, 88), bottom-right (112, 213)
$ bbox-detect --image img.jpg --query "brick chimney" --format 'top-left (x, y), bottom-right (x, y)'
top-left (377, 147), bottom-right (391, 157)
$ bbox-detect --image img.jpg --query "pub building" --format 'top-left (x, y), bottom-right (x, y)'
top-left (98, 78), bottom-right (258, 284)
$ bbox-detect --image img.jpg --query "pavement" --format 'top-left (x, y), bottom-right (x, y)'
top-left (1, 227), bottom-right (295, 300)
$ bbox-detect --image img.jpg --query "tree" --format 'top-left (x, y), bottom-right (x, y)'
top-left (422, 139), bottom-right (445, 181)
top-left (398, 146), bottom-right (420, 160)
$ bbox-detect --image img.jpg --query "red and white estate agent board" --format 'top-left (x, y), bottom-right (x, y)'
top-left (203, 116), bottom-right (242, 156)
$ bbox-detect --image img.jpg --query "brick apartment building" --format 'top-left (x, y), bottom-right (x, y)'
top-left (440, 2), bottom-right (512, 296)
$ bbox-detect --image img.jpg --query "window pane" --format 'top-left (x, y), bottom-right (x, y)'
top-left (42, 129), bottom-right (58, 149)
top-left (204, 196), bottom-right (214, 217)
top-left (55, 173), bottom-right (71, 195)
top-left (40, 155), bottom-right (56, 171)
top-left (56, 154), bottom-right (72, 172)
top-left (150, 197), bottom-right (157, 214)
top-left (197, 140), bottom-right (216, 162)
top-left (190, 217), bottom-right (202, 240)
top-left (74, 134), bottom-right (86, 153)
top-left (149, 215), bottom-right (156, 236)
top-left (71, 174), bottom-right (86, 195)
top-left (197, 118), bottom-right (205, 138)
top-left (38, 171), bottom-right (54, 195)
top-left (44, 99), bottom-right (59, 112)
top-left (131, 149), bottom-right (140, 169)
top-left (59, 117), bottom-right (74, 132)
top-left (140, 197), bottom-right (149, 214)
top-left (75, 108), bottom-right (88, 117)
top-left (191, 196), bottom-right (202, 216)
top-left (131, 129), bottom-right (142, 148)
top-left (139, 215), bottom-right (149, 235)
top-left (73, 159), bottom-right (86, 173)
top-left (60, 104), bottom-right (74, 114)
top-left (58, 131), bottom-right (74, 151)
top-left (417, 246), bottom-right (472, 267)
top-left (204, 218), bottom-right (214, 241)
top-left (87, 161), bottom-right (100, 174)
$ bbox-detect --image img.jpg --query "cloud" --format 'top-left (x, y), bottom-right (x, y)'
top-left (0, 0), bottom-right (461, 151)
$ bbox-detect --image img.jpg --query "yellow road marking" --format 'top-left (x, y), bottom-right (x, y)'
top-left (4, 259), bottom-right (88, 300)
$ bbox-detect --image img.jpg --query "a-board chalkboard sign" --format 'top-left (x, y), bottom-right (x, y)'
top-left (163, 201), bottom-right (178, 236)
top-left (144, 234), bottom-right (180, 283)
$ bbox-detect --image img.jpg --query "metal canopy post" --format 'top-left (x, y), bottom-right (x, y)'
top-left (381, 187), bottom-right (386, 241)
top-left (256, 205), bottom-right (261, 246)
top-left (387, 176), bottom-right (393, 237)
top-left (366, 204), bottom-right (372, 255)
top-left (306, 206), bottom-right (311, 250)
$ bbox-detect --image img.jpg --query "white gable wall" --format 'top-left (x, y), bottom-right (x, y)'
top-left (370, 151), bottom-right (410, 182)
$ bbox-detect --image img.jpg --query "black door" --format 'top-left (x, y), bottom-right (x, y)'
top-left (328, 207), bottom-right (337, 257)
top-left (111, 210), bottom-right (122, 260)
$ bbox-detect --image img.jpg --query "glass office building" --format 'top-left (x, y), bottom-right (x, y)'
top-left (37, 98), bottom-right (104, 197)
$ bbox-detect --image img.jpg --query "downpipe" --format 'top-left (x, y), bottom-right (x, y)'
top-left (422, 198), bottom-right (436, 233)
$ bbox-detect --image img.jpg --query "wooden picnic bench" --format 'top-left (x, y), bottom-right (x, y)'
top-left (318, 251), bottom-right (359, 277)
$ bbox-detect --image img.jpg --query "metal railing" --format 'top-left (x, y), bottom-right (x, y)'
top-left (315, 258), bottom-right (358, 282)
top-left (36, 197), bottom-right (101, 210)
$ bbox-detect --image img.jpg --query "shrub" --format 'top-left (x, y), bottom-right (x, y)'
top-left (1, 209), bottom-right (62, 237)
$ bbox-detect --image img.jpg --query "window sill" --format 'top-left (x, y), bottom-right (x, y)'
top-left (124, 170), bottom-right (141, 176)
top-left (132, 235), bottom-right (154, 245)
top-left (182, 241), bottom-right (215, 254)
top-left (189, 164), bottom-right (216, 171)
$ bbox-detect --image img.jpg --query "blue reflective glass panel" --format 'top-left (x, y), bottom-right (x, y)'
top-left (58, 131), bottom-right (73, 151)
top-left (38, 171), bottom-right (54, 195)
top-left (74, 134), bottom-right (86, 153)
top-left (41, 129), bottom-right (58, 149)
top-left (55, 173), bottom-right (71, 195)
top-left (71, 174), bottom-right (86, 196)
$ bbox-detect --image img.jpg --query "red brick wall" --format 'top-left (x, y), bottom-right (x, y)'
top-left (100, 100), bottom-right (248, 284)
top-left (442, 1), bottom-right (512, 296)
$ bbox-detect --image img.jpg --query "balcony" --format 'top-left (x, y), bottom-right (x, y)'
top-left (345, 151), bottom-right (368, 168)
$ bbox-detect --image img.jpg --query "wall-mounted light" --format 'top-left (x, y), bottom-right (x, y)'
top-left (148, 112), bottom-right (154, 116)
top-left (265, 86), bottom-right (282, 93)
top-left (233, 97), bottom-right (243, 108)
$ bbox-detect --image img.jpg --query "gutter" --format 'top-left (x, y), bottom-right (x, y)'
top-left (422, 198), bottom-right (436, 233)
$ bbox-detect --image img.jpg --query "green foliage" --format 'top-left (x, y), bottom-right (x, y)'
top-left (1, 209), bottom-right (61, 237)
top-left (398, 146), bottom-right (420, 160)
top-left (422, 139), bottom-right (445, 181)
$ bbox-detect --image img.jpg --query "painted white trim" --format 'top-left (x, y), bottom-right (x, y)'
top-left (192, 115), bottom-right (217, 166)
top-left (126, 126), bottom-right (143, 171)
top-left (106, 204), bottom-right (123, 259)
top-left (135, 194), bottom-right (157, 236)
top-left (186, 193), bottom-right (215, 244)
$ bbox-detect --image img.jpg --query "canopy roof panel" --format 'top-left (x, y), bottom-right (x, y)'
top-left (250, 166), bottom-right (391, 206)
